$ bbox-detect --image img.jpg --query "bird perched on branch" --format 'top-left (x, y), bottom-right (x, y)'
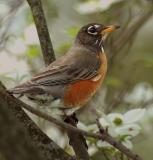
top-left (9, 23), bottom-right (120, 114)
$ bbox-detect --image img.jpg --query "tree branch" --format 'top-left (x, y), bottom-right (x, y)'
top-left (0, 82), bottom-right (72, 160)
top-left (27, 0), bottom-right (55, 66)
top-left (67, 130), bottom-right (90, 160)
top-left (65, 115), bottom-right (90, 160)
top-left (0, 85), bottom-right (43, 160)
top-left (20, 99), bottom-right (143, 160)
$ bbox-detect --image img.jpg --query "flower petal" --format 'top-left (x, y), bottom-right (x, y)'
top-left (115, 124), bottom-right (141, 137)
top-left (87, 124), bottom-right (99, 133)
top-left (99, 117), bottom-right (110, 128)
top-left (88, 145), bottom-right (98, 156)
top-left (77, 122), bottom-right (88, 131)
top-left (122, 139), bottom-right (133, 149)
top-left (108, 126), bottom-right (118, 137)
top-left (78, 122), bottom-right (98, 133)
top-left (124, 109), bottom-right (146, 123)
top-left (97, 140), bottom-right (112, 148)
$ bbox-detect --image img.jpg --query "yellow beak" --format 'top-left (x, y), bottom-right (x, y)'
top-left (101, 25), bottom-right (120, 34)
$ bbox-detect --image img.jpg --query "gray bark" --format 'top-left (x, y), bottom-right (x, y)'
top-left (0, 82), bottom-right (72, 160)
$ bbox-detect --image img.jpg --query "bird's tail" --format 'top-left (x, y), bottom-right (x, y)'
top-left (8, 82), bottom-right (38, 94)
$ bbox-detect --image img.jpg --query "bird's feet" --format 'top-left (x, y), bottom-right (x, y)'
top-left (64, 113), bottom-right (78, 126)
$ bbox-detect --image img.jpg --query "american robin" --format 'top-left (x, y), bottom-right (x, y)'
top-left (9, 23), bottom-right (119, 113)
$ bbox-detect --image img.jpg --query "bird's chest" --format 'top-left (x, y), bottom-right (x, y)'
top-left (64, 53), bottom-right (107, 107)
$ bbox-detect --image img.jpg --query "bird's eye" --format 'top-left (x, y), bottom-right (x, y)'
top-left (87, 26), bottom-right (97, 35)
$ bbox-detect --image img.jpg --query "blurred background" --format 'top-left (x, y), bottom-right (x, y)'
top-left (0, 0), bottom-right (153, 159)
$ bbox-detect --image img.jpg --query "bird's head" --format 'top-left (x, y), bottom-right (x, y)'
top-left (75, 23), bottom-right (120, 52)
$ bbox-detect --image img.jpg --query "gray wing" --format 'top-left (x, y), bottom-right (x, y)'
top-left (9, 47), bottom-right (101, 96)
top-left (31, 47), bottom-right (101, 86)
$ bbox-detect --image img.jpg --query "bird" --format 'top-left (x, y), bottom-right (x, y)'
top-left (9, 23), bottom-right (120, 114)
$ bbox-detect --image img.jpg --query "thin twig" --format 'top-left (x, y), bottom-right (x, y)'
top-left (21, 103), bottom-right (143, 160)
top-left (27, 0), bottom-right (55, 66)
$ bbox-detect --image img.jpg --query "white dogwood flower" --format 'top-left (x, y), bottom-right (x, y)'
top-left (78, 109), bottom-right (145, 151)
top-left (78, 122), bottom-right (98, 133)
top-left (99, 109), bottom-right (145, 137)
top-left (96, 109), bottom-right (146, 149)
top-left (121, 136), bottom-right (133, 149)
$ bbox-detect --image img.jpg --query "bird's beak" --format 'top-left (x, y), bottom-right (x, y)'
top-left (101, 25), bottom-right (120, 35)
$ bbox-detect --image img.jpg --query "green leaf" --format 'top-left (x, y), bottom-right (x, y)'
top-left (26, 45), bottom-right (40, 58)
top-left (56, 42), bottom-right (72, 55)
top-left (143, 55), bottom-right (153, 68)
top-left (67, 26), bottom-right (80, 37)
top-left (106, 76), bottom-right (122, 87)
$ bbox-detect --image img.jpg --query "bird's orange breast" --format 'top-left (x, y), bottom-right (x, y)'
top-left (64, 53), bottom-right (107, 107)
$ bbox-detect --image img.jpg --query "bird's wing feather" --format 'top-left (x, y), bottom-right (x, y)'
top-left (31, 48), bottom-right (101, 86)
top-left (10, 47), bottom-right (101, 94)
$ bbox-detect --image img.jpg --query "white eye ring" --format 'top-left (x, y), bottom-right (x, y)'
top-left (94, 24), bottom-right (100, 28)
top-left (87, 26), bottom-right (98, 35)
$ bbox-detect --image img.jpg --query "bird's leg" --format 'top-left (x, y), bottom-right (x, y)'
top-left (64, 113), bottom-right (88, 149)
top-left (64, 113), bottom-right (78, 126)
